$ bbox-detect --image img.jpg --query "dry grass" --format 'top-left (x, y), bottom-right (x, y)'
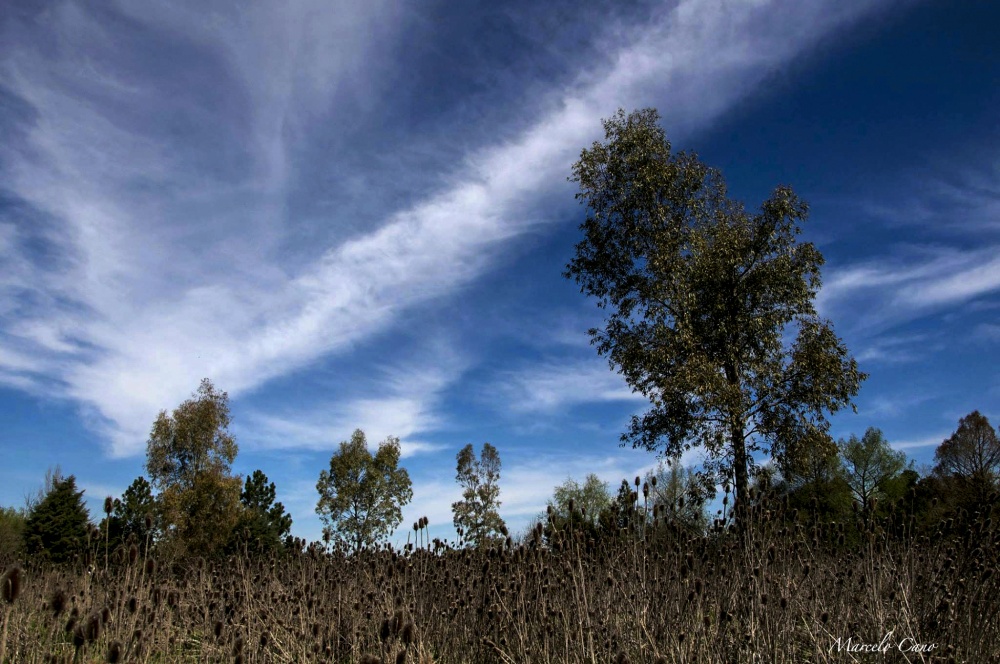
top-left (0, 496), bottom-right (996, 663)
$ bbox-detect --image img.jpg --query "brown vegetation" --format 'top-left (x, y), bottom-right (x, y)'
top-left (0, 492), bottom-right (996, 663)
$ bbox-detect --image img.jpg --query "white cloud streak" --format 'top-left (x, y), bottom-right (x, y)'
top-left (497, 358), bottom-right (645, 414)
top-left (818, 245), bottom-right (1000, 332)
top-left (0, 0), bottom-right (894, 456)
top-left (242, 349), bottom-right (465, 457)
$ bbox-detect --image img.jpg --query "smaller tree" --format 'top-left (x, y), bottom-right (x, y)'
top-left (646, 463), bottom-right (710, 535)
top-left (452, 443), bottom-right (507, 546)
top-left (230, 470), bottom-right (293, 555)
top-left (598, 480), bottom-right (639, 537)
top-left (316, 430), bottom-right (412, 552)
top-left (549, 474), bottom-right (610, 525)
top-left (0, 507), bottom-right (26, 561)
top-left (24, 476), bottom-right (91, 564)
top-left (840, 427), bottom-right (907, 515)
top-left (780, 433), bottom-right (853, 523)
top-left (104, 477), bottom-right (159, 553)
top-left (545, 474), bottom-right (610, 539)
top-left (933, 410), bottom-right (1000, 508)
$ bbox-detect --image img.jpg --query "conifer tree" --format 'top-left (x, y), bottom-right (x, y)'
top-left (24, 475), bottom-right (91, 563)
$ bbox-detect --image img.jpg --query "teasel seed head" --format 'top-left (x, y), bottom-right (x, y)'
top-left (396, 649), bottom-right (407, 664)
top-left (107, 641), bottom-right (122, 663)
top-left (380, 618), bottom-right (392, 642)
top-left (104, 496), bottom-right (114, 515)
top-left (1, 564), bottom-right (22, 604)
top-left (51, 588), bottom-right (67, 617)
top-left (401, 622), bottom-right (416, 646)
top-left (85, 611), bottom-right (103, 642)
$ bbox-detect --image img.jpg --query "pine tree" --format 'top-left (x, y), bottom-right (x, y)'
top-left (229, 470), bottom-right (293, 555)
top-left (103, 477), bottom-right (159, 553)
top-left (24, 476), bottom-right (91, 563)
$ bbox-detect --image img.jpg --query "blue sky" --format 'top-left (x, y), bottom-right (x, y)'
top-left (1, 0), bottom-right (998, 545)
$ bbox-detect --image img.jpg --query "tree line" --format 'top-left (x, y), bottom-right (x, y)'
top-left (1, 377), bottom-right (996, 565)
top-left (0, 379), bottom-right (514, 564)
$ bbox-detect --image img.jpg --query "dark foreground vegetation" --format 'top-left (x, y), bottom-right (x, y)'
top-left (2, 490), bottom-right (998, 664)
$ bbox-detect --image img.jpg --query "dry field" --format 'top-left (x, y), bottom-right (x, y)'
top-left (1, 499), bottom-right (996, 663)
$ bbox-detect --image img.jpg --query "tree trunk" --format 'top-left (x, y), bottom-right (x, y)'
top-left (724, 362), bottom-right (750, 533)
top-left (731, 421), bottom-right (749, 533)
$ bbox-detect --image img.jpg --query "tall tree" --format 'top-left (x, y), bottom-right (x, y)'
top-left (230, 470), bottom-right (293, 555)
top-left (452, 443), bottom-right (507, 546)
top-left (316, 430), bottom-right (412, 552)
top-left (564, 108), bottom-right (866, 514)
top-left (933, 411), bottom-right (1000, 508)
top-left (840, 427), bottom-right (907, 515)
top-left (23, 476), bottom-right (91, 564)
top-left (145, 378), bottom-right (242, 558)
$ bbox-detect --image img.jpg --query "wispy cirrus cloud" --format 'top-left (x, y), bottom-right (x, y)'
top-left (241, 348), bottom-right (466, 457)
top-left (819, 244), bottom-right (1000, 333)
top-left (496, 358), bottom-right (644, 414)
top-left (0, 0), bottom-right (895, 457)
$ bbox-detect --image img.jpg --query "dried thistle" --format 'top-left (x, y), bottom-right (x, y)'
top-left (1, 565), bottom-right (21, 604)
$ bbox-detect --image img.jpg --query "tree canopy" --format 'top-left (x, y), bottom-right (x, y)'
top-left (230, 470), bottom-right (293, 555)
top-left (23, 475), bottom-right (90, 564)
top-left (840, 427), bottom-right (907, 515)
top-left (548, 474), bottom-right (610, 526)
top-left (452, 443), bottom-right (507, 546)
top-left (564, 108), bottom-right (866, 515)
top-left (145, 378), bottom-right (242, 557)
top-left (934, 410), bottom-right (1000, 507)
top-left (316, 430), bottom-right (412, 552)
top-left (105, 476), bottom-right (159, 553)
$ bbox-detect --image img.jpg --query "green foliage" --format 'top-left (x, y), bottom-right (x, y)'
top-left (646, 463), bottom-right (710, 535)
top-left (564, 108), bottom-right (866, 508)
top-left (933, 410), bottom-right (1000, 508)
top-left (779, 436), bottom-right (853, 523)
top-left (0, 507), bottom-right (26, 562)
top-left (104, 476), bottom-right (159, 553)
top-left (452, 443), bottom-right (507, 546)
top-left (316, 430), bottom-right (413, 552)
top-left (229, 470), bottom-right (293, 555)
top-left (549, 474), bottom-right (610, 525)
top-left (598, 480), bottom-right (638, 537)
top-left (145, 378), bottom-right (242, 558)
top-left (23, 475), bottom-right (91, 564)
top-left (840, 427), bottom-right (907, 514)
